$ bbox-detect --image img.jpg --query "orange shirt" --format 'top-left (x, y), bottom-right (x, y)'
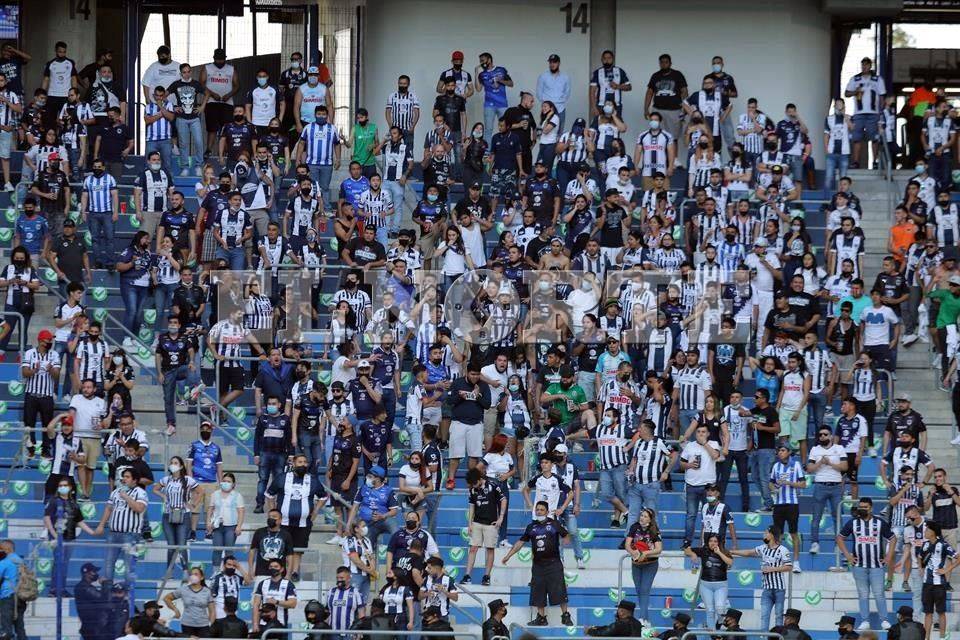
top-left (890, 222), bottom-right (918, 260)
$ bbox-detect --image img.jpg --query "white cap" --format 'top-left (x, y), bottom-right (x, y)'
top-left (754, 238), bottom-right (769, 247)
top-left (895, 392), bottom-right (912, 402)
top-left (357, 359), bottom-right (371, 368)
top-left (307, 65), bottom-right (320, 75)
top-left (949, 275), bottom-right (960, 287)
top-left (554, 443), bottom-right (569, 454)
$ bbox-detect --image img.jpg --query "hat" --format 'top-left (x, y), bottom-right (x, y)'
top-left (577, 161), bottom-right (590, 173)
top-left (61, 415), bottom-right (73, 426)
top-left (895, 392), bottom-right (912, 402)
top-left (469, 181), bottom-right (482, 189)
top-left (723, 608), bottom-right (743, 621)
top-left (143, 600), bottom-right (163, 610)
top-left (81, 562), bottom-right (100, 573)
top-left (836, 615), bottom-right (856, 627)
top-left (37, 329), bottom-right (54, 343)
top-left (307, 65), bottom-right (320, 75)
top-left (604, 187), bottom-right (620, 198)
top-left (47, 152), bottom-right (60, 161)
top-left (776, 443), bottom-right (792, 451)
top-left (260, 602), bottom-right (278, 612)
top-left (898, 605), bottom-right (914, 618)
top-left (548, 54), bottom-right (560, 62)
top-left (368, 465), bottom-right (386, 479)
top-left (424, 606), bottom-right (443, 618)
top-left (451, 50), bottom-right (464, 61)
top-left (673, 613), bottom-right (692, 625)
top-left (63, 218), bottom-right (76, 227)
top-left (771, 165), bottom-right (783, 174)
top-left (617, 600), bottom-right (636, 613)
top-left (357, 359), bottom-right (372, 368)
top-left (200, 420), bottom-right (214, 428)
top-left (554, 443), bottom-right (569, 454)
top-left (550, 236), bottom-right (563, 245)
top-left (487, 598), bottom-right (506, 615)
top-left (213, 48), bottom-right (226, 59)
top-left (785, 609), bottom-right (802, 620)
top-left (753, 237), bottom-right (769, 247)
top-left (949, 275), bottom-right (960, 287)
top-left (111, 582), bottom-right (129, 592)
top-left (331, 380), bottom-right (346, 389)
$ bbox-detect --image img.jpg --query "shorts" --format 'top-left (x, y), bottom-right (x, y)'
top-left (217, 363), bottom-right (246, 394)
top-left (201, 230), bottom-right (219, 263)
top-left (844, 453), bottom-right (859, 481)
top-left (283, 524), bottom-right (311, 549)
top-left (489, 168), bottom-right (517, 197)
top-left (469, 522), bottom-right (498, 548)
top-left (482, 408), bottom-right (499, 443)
top-left (81, 437), bottom-right (102, 470)
top-left (922, 583), bottom-right (948, 614)
top-left (772, 503), bottom-right (799, 534)
top-left (778, 407), bottom-right (808, 444)
top-left (330, 475), bottom-right (357, 505)
top-left (530, 560), bottom-right (568, 608)
top-left (0, 128), bottom-right (12, 159)
top-left (851, 113), bottom-right (881, 143)
top-left (440, 399), bottom-right (453, 420)
top-left (449, 420), bottom-right (483, 459)
top-left (172, 235), bottom-right (192, 257)
top-left (205, 102), bottom-right (234, 134)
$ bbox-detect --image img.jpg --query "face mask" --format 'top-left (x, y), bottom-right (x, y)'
top-left (301, 188), bottom-right (312, 197)
top-left (698, 141), bottom-right (709, 150)
top-left (725, 234), bottom-right (736, 242)
top-left (317, 116), bottom-right (327, 125)
top-left (167, 324), bottom-right (179, 334)
top-left (346, 280), bottom-right (358, 289)
top-left (791, 225), bottom-right (802, 233)
top-left (472, 130), bottom-right (482, 139)
top-left (110, 355), bottom-right (123, 366)
top-left (712, 64), bottom-right (723, 73)
top-left (691, 117), bottom-right (703, 125)
top-left (290, 61), bottom-right (301, 69)
top-left (220, 481), bottom-right (233, 491)
top-left (427, 193), bottom-right (438, 203)
top-left (398, 85), bottom-right (408, 94)
top-left (535, 514), bottom-right (547, 522)
top-left (763, 536), bottom-right (771, 544)
top-left (169, 463), bottom-right (181, 474)
top-left (223, 566), bottom-right (236, 576)
top-left (603, 104), bottom-right (614, 115)
top-left (93, 168), bottom-right (105, 177)
top-left (234, 115), bottom-right (244, 122)
top-left (188, 575), bottom-right (200, 585)
top-left (266, 405), bottom-right (279, 415)
top-left (649, 120), bottom-right (660, 130)
top-left (446, 89), bottom-right (455, 96)
top-left (765, 141), bottom-right (778, 151)
top-left (508, 383), bottom-right (519, 392)
top-left (270, 568), bottom-right (282, 577)
top-left (267, 518), bottom-right (278, 528)
top-left (602, 416), bottom-right (613, 426)
top-left (706, 495), bottom-right (717, 503)
top-left (200, 430), bottom-right (212, 441)
top-left (58, 485), bottom-right (70, 496)
top-left (336, 579), bottom-right (347, 589)
top-left (916, 164), bottom-right (926, 173)
top-left (307, 76), bottom-right (319, 86)
top-left (539, 281), bottom-right (551, 292)
top-left (294, 465), bottom-right (308, 476)
top-left (257, 77), bottom-right (268, 87)
top-left (405, 519), bottom-right (418, 530)
top-left (365, 477), bottom-right (376, 488)
top-left (357, 526), bottom-right (368, 537)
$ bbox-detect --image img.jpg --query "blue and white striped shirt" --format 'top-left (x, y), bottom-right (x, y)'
top-left (770, 458), bottom-right (804, 505)
top-left (299, 122), bottom-right (339, 165)
top-left (82, 173), bottom-right (117, 213)
top-left (326, 585), bottom-right (366, 630)
top-left (144, 101), bottom-right (173, 142)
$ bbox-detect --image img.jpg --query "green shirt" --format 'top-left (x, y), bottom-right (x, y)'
top-left (838, 294), bottom-right (871, 326)
top-left (544, 382), bottom-right (587, 425)
top-left (352, 122), bottom-right (378, 166)
top-left (927, 288), bottom-right (960, 328)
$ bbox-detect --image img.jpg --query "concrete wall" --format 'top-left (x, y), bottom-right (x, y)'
top-left (21, 0), bottom-right (99, 95)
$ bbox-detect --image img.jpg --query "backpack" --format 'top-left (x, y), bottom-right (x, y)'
top-left (15, 562), bottom-right (38, 602)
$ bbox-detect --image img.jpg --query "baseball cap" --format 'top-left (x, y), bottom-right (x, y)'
top-left (469, 181), bottom-right (482, 189)
top-left (357, 359), bottom-right (372, 368)
top-left (949, 275), bottom-right (960, 287)
top-left (307, 65), bottom-right (319, 75)
top-left (63, 218), bottom-right (76, 227)
top-left (81, 562), bottom-right (100, 573)
top-left (48, 152), bottom-right (60, 161)
top-left (331, 380), bottom-right (345, 390)
top-left (753, 237), bottom-right (769, 247)
top-left (604, 187), bottom-right (620, 198)
top-left (895, 392), bottom-right (912, 402)
top-left (451, 50), bottom-right (464, 61)
top-left (368, 465), bottom-right (386, 478)
top-left (37, 329), bottom-right (54, 343)
top-left (548, 54), bottom-right (560, 62)
top-left (200, 420), bottom-right (214, 428)
top-left (213, 48), bottom-right (226, 59)
top-left (554, 443), bottom-right (569, 454)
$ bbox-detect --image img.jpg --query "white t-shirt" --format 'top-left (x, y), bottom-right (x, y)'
top-left (331, 355), bottom-right (356, 389)
top-left (70, 394), bottom-right (106, 439)
top-left (539, 113), bottom-right (561, 145)
top-left (680, 440), bottom-right (721, 486)
top-left (54, 301), bottom-right (84, 342)
top-left (141, 60), bottom-right (181, 92)
top-left (479, 364), bottom-right (509, 403)
top-left (859, 305), bottom-right (899, 346)
top-left (458, 222), bottom-right (487, 269)
top-left (398, 463), bottom-right (431, 491)
top-left (744, 252), bottom-right (782, 293)
top-left (483, 452), bottom-right (514, 478)
top-left (807, 443), bottom-right (847, 483)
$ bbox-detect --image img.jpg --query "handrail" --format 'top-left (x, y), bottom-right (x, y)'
top-left (262, 630), bottom-right (480, 640)
top-left (0, 309), bottom-right (25, 354)
top-left (683, 631), bottom-right (783, 640)
top-left (445, 580), bottom-right (486, 626)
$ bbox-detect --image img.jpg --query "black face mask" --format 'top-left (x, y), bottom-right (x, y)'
top-left (267, 518), bottom-right (278, 528)
top-left (346, 280), bottom-right (358, 289)
top-left (219, 183), bottom-right (231, 193)
top-left (234, 115), bottom-right (244, 122)
top-left (223, 566), bottom-right (236, 576)
top-left (445, 89), bottom-right (455, 96)
top-left (725, 234), bottom-right (736, 242)
top-left (618, 374), bottom-right (630, 382)
top-left (405, 519), bottom-right (418, 531)
top-left (269, 568), bottom-right (282, 577)
top-left (294, 466), bottom-right (308, 476)
top-left (698, 141), bottom-right (709, 149)
top-left (765, 141), bottom-right (778, 151)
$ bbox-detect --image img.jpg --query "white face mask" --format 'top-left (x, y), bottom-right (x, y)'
top-left (113, 356), bottom-right (123, 365)
top-left (149, 162), bottom-right (161, 171)
top-left (357, 525), bottom-right (368, 537)
top-left (168, 464), bottom-right (181, 474)
top-left (188, 574), bottom-right (200, 585)
top-left (603, 104), bottom-right (614, 115)
top-left (535, 514), bottom-right (547, 522)
top-left (290, 61), bottom-right (301, 69)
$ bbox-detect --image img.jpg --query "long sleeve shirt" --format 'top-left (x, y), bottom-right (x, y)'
top-left (537, 71), bottom-right (571, 113)
top-left (446, 376), bottom-right (491, 425)
top-left (253, 414), bottom-right (293, 456)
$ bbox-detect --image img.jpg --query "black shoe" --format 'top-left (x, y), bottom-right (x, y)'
top-left (439, 440), bottom-right (449, 450)
top-left (610, 517), bottom-right (621, 528)
top-left (529, 615), bottom-right (548, 626)
top-left (291, 571), bottom-right (300, 582)
top-left (142, 531), bottom-right (153, 542)
top-left (561, 612), bottom-right (573, 626)
top-left (254, 505), bottom-right (264, 514)
top-left (481, 575), bottom-right (490, 586)
top-left (460, 574), bottom-right (472, 584)
top-left (186, 531), bottom-right (196, 542)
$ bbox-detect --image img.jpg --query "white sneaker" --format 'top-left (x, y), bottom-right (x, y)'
top-left (857, 621), bottom-right (871, 631)
top-left (189, 383), bottom-right (206, 402)
top-left (902, 333), bottom-right (919, 346)
top-left (2, 182), bottom-right (13, 192)
top-left (881, 621), bottom-right (891, 631)
top-left (498, 540), bottom-right (512, 549)
top-left (325, 535), bottom-right (343, 545)
top-left (809, 542), bottom-right (820, 555)
top-left (920, 332), bottom-right (931, 343)
top-left (577, 559), bottom-right (585, 570)
top-left (122, 337), bottom-right (134, 348)
top-left (792, 561), bottom-right (801, 573)
top-left (952, 434), bottom-right (960, 446)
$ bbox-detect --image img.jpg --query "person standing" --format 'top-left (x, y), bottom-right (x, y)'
top-left (808, 424), bottom-right (850, 556)
top-left (294, 65), bottom-right (333, 133)
top-left (845, 57), bottom-right (886, 168)
top-left (143, 86), bottom-right (176, 173)
top-left (245, 68), bottom-right (280, 137)
top-left (731, 525), bottom-right (792, 630)
top-left (22, 329), bottom-right (60, 453)
top-left (463, 467), bottom-right (506, 586)
top-left (200, 48), bottom-right (240, 155)
top-left (345, 108), bottom-right (379, 179)
top-left (919, 522), bottom-right (958, 639)
top-left (475, 53), bottom-right (513, 144)
top-left (0, 71), bottom-right (21, 192)
top-left (93, 106), bottom-right (134, 181)
top-left (140, 45), bottom-right (179, 102)
top-left (41, 41), bottom-right (78, 131)
top-left (326, 565), bottom-right (366, 637)
top-left (155, 315), bottom-right (198, 435)
top-left (385, 75), bottom-right (420, 148)
top-left (252, 560), bottom-right (298, 631)
top-left (750, 388), bottom-right (780, 513)
top-left (247, 510), bottom-right (294, 583)
top-left (186, 421), bottom-right (224, 541)
top-left (293, 105), bottom-right (340, 211)
top-left (590, 50), bottom-right (631, 119)
top-left (347, 465), bottom-right (399, 551)
top-left (626, 419), bottom-right (675, 523)
top-left (30, 151), bottom-right (71, 241)
top-left (166, 63), bottom-right (207, 177)
top-left (679, 424), bottom-right (721, 545)
top-left (824, 99), bottom-right (853, 191)
top-left (445, 362), bottom-right (491, 489)
top-left (93, 467), bottom-right (148, 583)
top-left (537, 54), bottom-right (570, 132)
top-left (925, 469), bottom-right (960, 549)
top-left (80, 159), bottom-right (119, 269)
top-left (266, 453), bottom-right (327, 582)
top-left (769, 444), bottom-right (806, 571)
top-left (644, 54), bottom-right (687, 155)
top-left (837, 497), bottom-right (895, 630)
top-left (501, 501), bottom-right (573, 627)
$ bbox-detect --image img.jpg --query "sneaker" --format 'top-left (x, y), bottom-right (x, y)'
top-left (445, 478), bottom-right (456, 490)
top-left (903, 580), bottom-right (912, 592)
top-left (498, 540), bottom-right (511, 549)
top-left (291, 571), bottom-right (300, 582)
top-left (561, 612), bottom-right (573, 627)
top-left (792, 561), bottom-right (801, 574)
top-left (189, 383), bottom-right (206, 402)
top-left (180, 169), bottom-right (191, 177)
top-left (481, 575), bottom-right (491, 586)
top-left (902, 334), bottom-right (919, 347)
top-left (951, 434), bottom-right (960, 446)
top-left (810, 542), bottom-right (820, 555)
top-left (460, 574), bottom-right (472, 584)
top-left (325, 535), bottom-right (343, 545)
top-left (571, 442), bottom-right (584, 452)
top-left (529, 615), bottom-right (548, 626)
top-left (759, 506), bottom-right (773, 513)
top-left (920, 332), bottom-right (931, 343)
top-left (881, 621), bottom-right (891, 631)
top-left (122, 337), bottom-right (134, 348)
top-left (62, 394), bottom-right (71, 404)
top-left (165, 423), bottom-right (176, 437)
top-left (186, 530), bottom-right (196, 542)
top-left (577, 558), bottom-right (586, 570)
top-left (610, 517), bottom-right (621, 528)
top-left (857, 621), bottom-right (871, 631)
top-left (824, 407), bottom-right (834, 418)
top-left (253, 505), bottom-right (264, 514)
top-left (3, 182), bottom-right (13, 192)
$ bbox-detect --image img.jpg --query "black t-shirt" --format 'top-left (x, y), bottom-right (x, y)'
top-left (165, 79), bottom-right (205, 120)
top-left (345, 238), bottom-right (386, 266)
top-left (752, 405), bottom-right (779, 450)
top-left (52, 234), bottom-right (87, 282)
top-left (765, 308), bottom-right (801, 339)
top-left (691, 546), bottom-right (729, 582)
top-left (454, 196), bottom-right (492, 223)
top-left (502, 106), bottom-right (536, 149)
top-left (520, 517), bottom-right (568, 565)
top-left (574, 333), bottom-right (604, 373)
top-left (250, 527), bottom-right (294, 576)
top-left (709, 341), bottom-right (744, 377)
top-left (97, 124), bottom-right (133, 162)
top-left (598, 203), bottom-right (627, 247)
top-left (33, 170), bottom-right (69, 213)
top-left (330, 434), bottom-right (362, 479)
top-left (647, 69), bottom-right (688, 111)
top-left (468, 480), bottom-right (506, 525)
top-left (873, 272), bottom-right (909, 314)
top-left (695, 412), bottom-right (723, 443)
top-left (885, 409), bottom-right (927, 442)
top-left (930, 486), bottom-right (960, 530)
top-left (433, 94), bottom-right (466, 132)
top-left (393, 551), bottom-right (426, 597)
top-left (786, 290), bottom-right (821, 327)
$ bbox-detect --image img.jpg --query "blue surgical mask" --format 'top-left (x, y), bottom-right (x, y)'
top-left (602, 416), bottom-right (613, 426)
top-left (508, 383), bottom-right (519, 392)
top-left (649, 120), bottom-right (660, 130)
top-left (257, 77), bottom-right (268, 87)
top-left (427, 193), bottom-right (438, 203)
top-left (266, 405), bottom-right (279, 415)
top-left (712, 64), bottom-right (723, 73)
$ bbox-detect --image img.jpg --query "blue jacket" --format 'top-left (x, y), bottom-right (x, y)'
top-left (255, 362), bottom-right (295, 400)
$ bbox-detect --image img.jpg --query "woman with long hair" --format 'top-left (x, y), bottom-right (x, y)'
top-left (435, 225), bottom-right (476, 293)
top-left (562, 193), bottom-right (595, 256)
top-left (116, 230), bottom-right (154, 339)
top-left (379, 566), bottom-right (415, 631)
top-left (397, 451), bottom-right (433, 520)
top-left (462, 122), bottom-right (489, 189)
top-left (537, 101), bottom-right (561, 172)
top-left (103, 348), bottom-right (136, 410)
top-left (499, 373), bottom-right (530, 473)
top-left (684, 533), bottom-right (733, 629)
top-left (43, 476), bottom-right (96, 597)
top-left (625, 507), bottom-right (663, 625)
top-left (603, 137), bottom-right (635, 180)
top-left (687, 133), bottom-right (721, 196)
top-left (153, 455), bottom-right (201, 577)
top-left (797, 251), bottom-right (826, 295)
top-left (483, 433), bottom-right (516, 545)
top-left (0, 246), bottom-right (40, 352)
top-left (328, 301), bottom-right (358, 358)
top-left (163, 566), bottom-right (215, 636)
top-left (195, 162), bottom-right (220, 268)
top-left (488, 229), bottom-right (516, 266)
top-left (780, 216), bottom-right (812, 283)
top-left (341, 519), bottom-right (376, 598)
top-left (684, 394), bottom-right (728, 446)
top-left (207, 471), bottom-right (245, 570)
top-left (593, 100), bottom-right (627, 172)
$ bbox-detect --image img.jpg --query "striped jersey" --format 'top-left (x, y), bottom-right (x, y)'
top-left (755, 544), bottom-right (791, 590)
top-left (333, 288), bottom-right (371, 330)
top-left (256, 579), bottom-right (298, 626)
top-left (23, 347), bottom-right (59, 397)
top-left (599, 377), bottom-right (643, 431)
top-left (208, 320), bottom-right (250, 367)
top-left (380, 584), bottom-right (413, 616)
top-left (357, 188), bottom-right (393, 229)
top-left (557, 131), bottom-right (589, 164)
top-left (422, 573), bottom-right (458, 617)
top-left (839, 516), bottom-right (893, 568)
top-left (635, 130), bottom-right (673, 176)
top-left (156, 474), bottom-right (199, 512)
top-left (631, 436), bottom-right (671, 483)
top-left (299, 122), bottom-right (339, 165)
top-left (921, 539), bottom-right (956, 585)
top-left (845, 73), bottom-right (886, 114)
top-left (74, 336), bottom-right (107, 383)
top-left (82, 173), bottom-right (117, 213)
top-left (268, 471), bottom-right (325, 528)
top-left (243, 294), bottom-right (273, 331)
top-left (675, 365), bottom-right (712, 411)
top-left (49, 433), bottom-right (84, 476)
top-left (108, 485), bottom-right (148, 533)
top-left (700, 502), bottom-right (733, 541)
top-left (770, 458), bottom-right (805, 505)
top-left (385, 91), bottom-right (420, 131)
top-left (890, 479), bottom-right (924, 529)
top-left (326, 585), bottom-right (366, 630)
top-left (144, 100), bottom-right (173, 141)
top-left (932, 203), bottom-right (960, 247)
top-left (0, 90), bottom-right (19, 127)
top-left (341, 535), bottom-right (374, 575)
top-left (587, 422), bottom-right (634, 469)
top-left (382, 140), bottom-right (412, 182)
top-left (737, 112), bottom-right (769, 154)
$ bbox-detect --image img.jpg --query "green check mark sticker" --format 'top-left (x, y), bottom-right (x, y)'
top-left (737, 570), bottom-right (754, 585)
top-left (804, 590), bottom-right (822, 605)
top-left (744, 512), bottom-right (761, 527)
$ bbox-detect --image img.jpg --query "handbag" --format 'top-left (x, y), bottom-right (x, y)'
top-left (168, 506), bottom-right (185, 524)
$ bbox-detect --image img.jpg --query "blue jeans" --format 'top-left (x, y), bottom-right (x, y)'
top-left (483, 107), bottom-right (507, 144)
top-left (103, 530), bottom-right (140, 582)
top-left (309, 164), bottom-right (334, 211)
top-left (599, 465), bottom-right (628, 509)
top-left (211, 524), bottom-right (237, 570)
top-left (383, 180), bottom-right (404, 235)
top-left (806, 394), bottom-right (827, 441)
top-left (422, 492), bottom-right (440, 536)
top-left (367, 516), bottom-right (398, 552)
top-left (257, 451), bottom-right (287, 507)
top-left (678, 408), bottom-right (698, 432)
top-left (750, 449), bottom-right (776, 509)
top-left (627, 481), bottom-right (661, 525)
top-left (145, 138), bottom-right (174, 174)
top-left (153, 282), bottom-right (179, 323)
top-left (930, 152), bottom-right (953, 190)
top-left (630, 560), bottom-right (659, 621)
top-left (88, 212), bottom-right (116, 267)
top-left (119, 281), bottom-right (149, 336)
top-left (852, 565), bottom-right (888, 623)
top-left (811, 482), bottom-right (842, 543)
top-left (0, 596), bottom-right (13, 639)
top-left (54, 340), bottom-right (75, 398)
top-left (760, 588), bottom-right (785, 630)
top-left (824, 153), bottom-right (849, 191)
top-left (175, 117), bottom-right (204, 174)
top-left (161, 512), bottom-right (190, 572)
top-left (786, 154), bottom-right (804, 183)
top-left (297, 429), bottom-right (322, 476)
top-left (161, 365), bottom-right (200, 426)
top-left (215, 246), bottom-right (246, 271)
top-left (52, 536), bottom-right (74, 593)
top-left (684, 484), bottom-right (707, 543)
top-left (560, 510), bottom-right (584, 561)
top-left (700, 580), bottom-right (728, 628)
top-left (405, 420), bottom-right (423, 454)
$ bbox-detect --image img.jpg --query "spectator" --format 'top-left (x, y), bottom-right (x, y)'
top-left (162, 566), bottom-right (215, 636)
top-left (445, 361), bottom-right (492, 489)
top-left (0, 246), bottom-right (41, 355)
top-left (347, 465), bottom-right (399, 551)
top-left (186, 420), bottom-right (224, 540)
top-left (253, 394), bottom-right (294, 513)
top-left (679, 423), bottom-right (721, 545)
top-left (925, 469), bottom-right (960, 548)
top-left (624, 507), bottom-right (663, 625)
top-left (837, 497), bottom-right (895, 630)
top-left (22, 328), bottom-right (60, 452)
top-left (207, 473), bottom-right (245, 571)
top-left (252, 559), bottom-right (298, 631)
top-left (266, 453), bottom-right (327, 581)
top-left (93, 467), bottom-right (148, 583)
top-left (463, 467), bottom-right (506, 586)
top-left (93, 106), bottom-right (133, 181)
top-left (325, 565), bottom-right (366, 636)
top-left (731, 526), bottom-right (792, 630)
top-left (683, 533), bottom-right (732, 630)
top-left (343, 519), bottom-right (376, 599)
top-left (152, 455), bottom-right (200, 578)
top-left (248, 510), bottom-right (293, 583)
top-left (43, 476), bottom-right (95, 597)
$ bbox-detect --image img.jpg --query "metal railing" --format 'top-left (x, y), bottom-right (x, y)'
top-left (263, 630), bottom-right (480, 640)
top-left (0, 309), bottom-right (25, 354)
top-left (616, 551), bottom-right (693, 620)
